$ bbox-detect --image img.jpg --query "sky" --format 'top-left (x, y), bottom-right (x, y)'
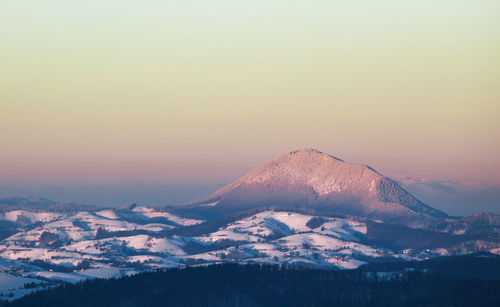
top-left (1, 1), bottom-right (500, 190)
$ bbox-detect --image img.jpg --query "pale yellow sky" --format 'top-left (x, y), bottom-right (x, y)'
top-left (1, 1), bottom-right (499, 185)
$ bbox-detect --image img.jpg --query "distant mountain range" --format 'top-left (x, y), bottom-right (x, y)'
top-left (0, 149), bottom-right (498, 302)
top-left (0, 197), bottom-right (56, 209)
top-left (393, 176), bottom-right (500, 215)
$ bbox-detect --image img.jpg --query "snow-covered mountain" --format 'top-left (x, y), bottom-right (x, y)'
top-left (0, 149), bottom-right (498, 300)
top-left (186, 149), bottom-right (447, 225)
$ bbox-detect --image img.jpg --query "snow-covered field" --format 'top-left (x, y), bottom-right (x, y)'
top-left (0, 206), bottom-right (498, 301)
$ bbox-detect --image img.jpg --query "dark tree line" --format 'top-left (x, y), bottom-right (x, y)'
top-left (4, 263), bottom-right (500, 307)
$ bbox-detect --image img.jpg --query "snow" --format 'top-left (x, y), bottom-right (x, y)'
top-left (64, 240), bottom-right (104, 255)
top-left (227, 211), bottom-right (294, 237)
top-left (96, 210), bottom-right (119, 220)
top-left (127, 256), bottom-right (183, 269)
top-left (0, 247), bottom-right (87, 263)
top-left (0, 203), bottom-right (493, 301)
top-left (195, 230), bottom-right (261, 243)
top-left (2, 210), bottom-right (62, 224)
top-left (431, 248), bottom-right (449, 256)
top-left (35, 271), bottom-right (85, 283)
top-left (224, 210), bottom-right (365, 242)
top-left (63, 235), bottom-right (186, 257)
top-left (116, 235), bottom-right (185, 255)
top-left (201, 202), bottom-right (218, 207)
top-left (138, 223), bottom-right (174, 231)
top-left (78, 268), bottom-right (124, 279)
top-left (132, 206), bottom-right (203, 226)
top-left (325, 257), bottom-right (366, 269)
top-left (190, 148), bottom-right (447, 220)
top-left (184, 252), bottom-right (220, 261)
top-left (0, 206), bottom-right (382, 278)
top-left (490, 248), bottom-right (500, 255)
top-left (197, 148), bottom-right (384, 201)
top-left (273, 232), bottom-right (382, 259)
top-left (271, 212), bottom-right (315, 232)
top-left (0, 272), bottom-right (39, 290)
top-left (147, 238), bottom-right (186, 255)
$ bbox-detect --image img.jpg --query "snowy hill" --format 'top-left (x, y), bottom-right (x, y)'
top-left (0, 203), bottom-right (497, 300)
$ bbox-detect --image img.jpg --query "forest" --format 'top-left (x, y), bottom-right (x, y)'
top-left (5, 259), bottom-right (500, 307)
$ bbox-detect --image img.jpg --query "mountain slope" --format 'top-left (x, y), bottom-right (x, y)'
top-left (187, 149), bottom-right (447, 222)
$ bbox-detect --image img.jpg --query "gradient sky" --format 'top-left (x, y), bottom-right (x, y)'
top-left (1, 0), bottom-right (500, 186)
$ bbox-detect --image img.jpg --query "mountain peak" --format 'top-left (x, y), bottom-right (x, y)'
top-left (243, 148), bottom-right (379, 192)
top-left (187, 149), bottom-right (448, 223)
top-left (287, 148), bottom-right (345, 162)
